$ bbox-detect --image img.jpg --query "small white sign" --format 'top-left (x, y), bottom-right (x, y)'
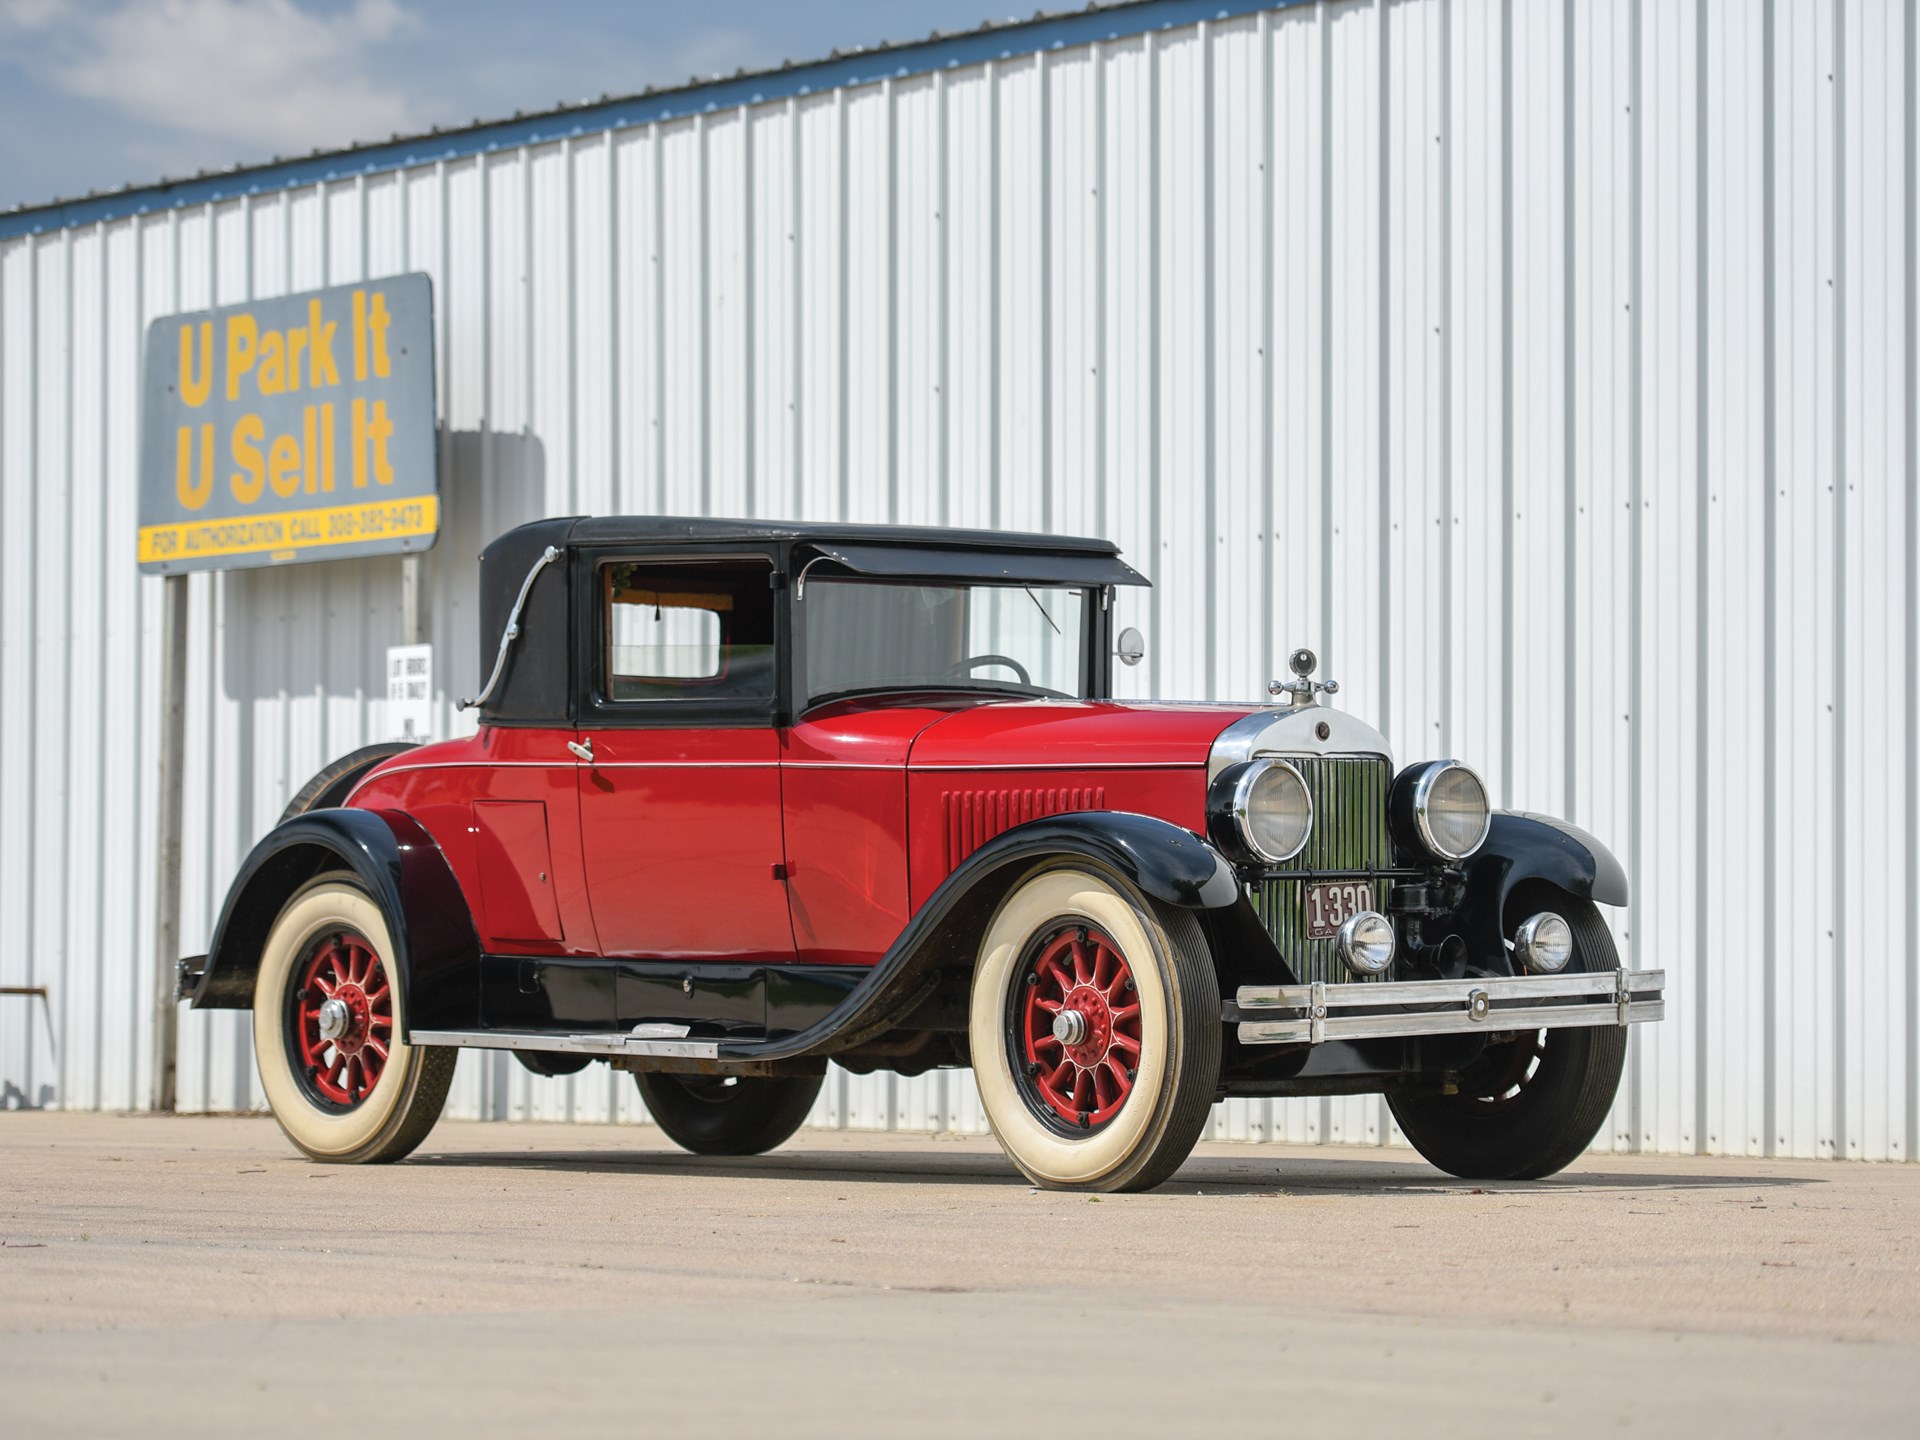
top-left (386, 643), bottom-right (434, 742)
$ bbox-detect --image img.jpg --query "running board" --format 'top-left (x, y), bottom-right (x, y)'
top-left (409, 1027), bottom-right (721, 1061)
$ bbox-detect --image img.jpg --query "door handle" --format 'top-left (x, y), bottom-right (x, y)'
top-left (567, 738), bottom-right (594, 764)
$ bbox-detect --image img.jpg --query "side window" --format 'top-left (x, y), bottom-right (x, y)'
top-left (602, 558), bottom-right (775, 703)
top-left (612, 603), bottom-right (720, 679)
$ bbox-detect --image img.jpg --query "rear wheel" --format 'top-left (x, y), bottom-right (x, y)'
top-left (969, 867), bottom-right (1221, 1193)
top-left (633, 1071), bottom-right (823, 1156)
top-left (1387, 895), bottom-right (1626, 1180)
top-left (252, 876), bottom-right (454, 1163)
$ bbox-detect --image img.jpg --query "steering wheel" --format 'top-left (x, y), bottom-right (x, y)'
top-left (944, 653), bottom-right (1033, 686)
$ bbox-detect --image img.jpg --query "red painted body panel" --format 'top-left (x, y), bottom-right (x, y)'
top-left (574, 725), bottom-right (794, 961)
top-left (906, 701), bottom-right (1255, 769)
top-left (781, 700), bottom-right (963, 966)
top-left (471, 800), bottom-right (564, 943)
top-left (344, 700), bottom-right (1252, 966)
top-left (346, 728), bottom-right (597, 956)
top-left (901, 702), bottom-right (1250, 912)
top-left (905, 766), bottom-right (1210, 912)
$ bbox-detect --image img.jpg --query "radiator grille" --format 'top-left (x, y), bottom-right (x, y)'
top-left (943, 787), bottom-right (1107, 868)
top-left (1246, 754), bottom-right (1395, 985)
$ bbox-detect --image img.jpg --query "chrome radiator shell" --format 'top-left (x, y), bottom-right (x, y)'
top-left (1244, 754), bottom-right (1396, 986)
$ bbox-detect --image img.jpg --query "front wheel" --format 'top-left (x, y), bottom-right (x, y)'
top-left (633, 1071), bottom-right (824, 1156)
top-left (253, 876), bottom-right (454, 1163)
top-left (969, 867), bottom-right (1222, 1193)
top-left (1387, 896), bottom-right (1627, 1180)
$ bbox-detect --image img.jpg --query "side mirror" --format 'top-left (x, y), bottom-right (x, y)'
top-left (1115, 626), bottom-right (1145, 667)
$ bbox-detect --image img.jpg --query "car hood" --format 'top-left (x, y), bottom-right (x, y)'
top-left (906, 700), bottom-right (1264, 769)
top-left (906, 698), bottom-right (1398, 773)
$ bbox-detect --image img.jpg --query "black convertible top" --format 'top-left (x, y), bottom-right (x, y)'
top-left (474, 515), bottom-right (1149, 725)
top-left (566, 513), bottom-right (1128, 554)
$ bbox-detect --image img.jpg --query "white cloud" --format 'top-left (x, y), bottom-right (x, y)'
top-left (32, 0), bottom-right (427, 153)
top-left (426, 25), bottom-right (770, 124)
top-left (0, 0), bottom-right (66, 30)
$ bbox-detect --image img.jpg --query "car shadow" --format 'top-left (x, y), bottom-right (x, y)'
top-left (404, 1143), bottom-right (1824, 1198)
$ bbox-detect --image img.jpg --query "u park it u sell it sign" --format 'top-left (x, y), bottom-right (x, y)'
top-left (138, 273), bottom-right (437, 574)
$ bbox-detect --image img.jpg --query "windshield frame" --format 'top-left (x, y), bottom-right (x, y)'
top-left (792, 569), bottom-right (1110, 716)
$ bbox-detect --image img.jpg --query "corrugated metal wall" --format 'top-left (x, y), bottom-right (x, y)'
top-left (2, 0), bottom-right (1914, 1161)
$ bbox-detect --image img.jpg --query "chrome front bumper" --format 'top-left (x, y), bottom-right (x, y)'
top-left (1232, 968), bottom-right (1665, 1046)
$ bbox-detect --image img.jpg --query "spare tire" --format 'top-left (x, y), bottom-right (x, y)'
top-left (280, 742), bottom-right (418, 823)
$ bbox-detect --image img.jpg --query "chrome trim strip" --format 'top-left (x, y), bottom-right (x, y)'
top-left (912, 761), bottom-right (1202, 772)
top-left (366, 759), bottom-right (779, 779)
top-left (794, 553), bottom-right (833, 598)
top-left (577, 761), bottom-right (775, 769)
top-left (1231, 968), bottom-right (1666, 1046)
top-left (410, 1028), bottom-right (721, 1060)
top-left (373, 759), bottom-right (1195, 778)
top-left (355, 760), bottom-right (571, 780)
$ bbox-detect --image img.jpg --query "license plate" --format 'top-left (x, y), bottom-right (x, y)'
top-left (1304, 881), bottom-right (1375, 940)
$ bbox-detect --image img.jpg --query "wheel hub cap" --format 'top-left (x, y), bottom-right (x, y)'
top-left (1051, 1008), bottom-right (1089, 1047)
top-left (315, 996), bottom-right (352, 1042)
top-left (1016, 926), bottom-right (1143, 1131)
top-left (291, 931), bottom-right (393, 1108)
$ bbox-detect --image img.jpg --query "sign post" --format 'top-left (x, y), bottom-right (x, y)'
top-left (150, 574), bottom-right (187, 1112)
top-left (139, 274), bottom-right (439, 1110)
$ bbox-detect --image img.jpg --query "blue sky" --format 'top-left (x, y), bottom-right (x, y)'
top-left (0, 0), bottom-right (1034, 212)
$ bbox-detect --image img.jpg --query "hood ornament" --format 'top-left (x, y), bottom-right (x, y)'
top-left (1268, 647), bottom-right (1339, 708)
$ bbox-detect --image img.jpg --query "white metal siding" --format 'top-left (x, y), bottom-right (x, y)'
top-left (1, 0), bottom-right (1914, 1161)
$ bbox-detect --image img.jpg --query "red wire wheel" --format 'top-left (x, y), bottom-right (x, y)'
top-left (1012, 924), bottom-right (1143, 1132)
top-left (286, 929), bottom-right (393, 1110)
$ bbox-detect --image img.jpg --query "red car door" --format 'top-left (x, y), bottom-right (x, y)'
top-left (575, 724), bottom-right (791, 959)
top-left (573, 553), bottom-right (795, 974)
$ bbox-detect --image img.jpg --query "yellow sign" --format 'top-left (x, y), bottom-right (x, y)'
top-left (139, 274), bottom-right (436, 574)
top-left (137, 495), bottom-right (439, 566)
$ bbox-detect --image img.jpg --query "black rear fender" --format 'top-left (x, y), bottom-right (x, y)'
top-left (187, 808), bottom-right (480, 1037)
top-left (279, 742), bottom-right (417, 822)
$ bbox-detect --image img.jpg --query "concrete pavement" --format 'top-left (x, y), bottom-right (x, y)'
top-left (2, 1112), bottom-right (1915, 1436)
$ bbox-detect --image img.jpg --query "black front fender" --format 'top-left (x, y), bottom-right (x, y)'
top-left (1474, 812), bottom-right (1629, 906)
top-left (1444, 811), bottom-right (1628, 969)
top-left (187, 808), bottom-right (480, 1037)
top-left (719, 810), bottom-right (1235, 1062)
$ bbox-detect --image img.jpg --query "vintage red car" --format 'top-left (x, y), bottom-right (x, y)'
top-left (180, 516), bottom-right (1663, 1191)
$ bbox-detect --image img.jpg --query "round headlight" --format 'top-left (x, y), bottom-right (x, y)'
top-left (1337, 911), bottom-right (1396, 976)
top-left (1231, 759), bottom-right (1313, 864)
top-left (1408, 760), bottom-right (1491, 860)
top-left (1514, 911), bottom-right (1574, 974)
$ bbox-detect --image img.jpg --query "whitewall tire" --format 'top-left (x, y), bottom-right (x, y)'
top-left (252, 876), bottom-right (454, 1163)
top-left (969, 867), bottom-right (1221, 1192)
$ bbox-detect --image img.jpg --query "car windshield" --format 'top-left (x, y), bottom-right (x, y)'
top-left (800, 578), bottom-right (1089, 709)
